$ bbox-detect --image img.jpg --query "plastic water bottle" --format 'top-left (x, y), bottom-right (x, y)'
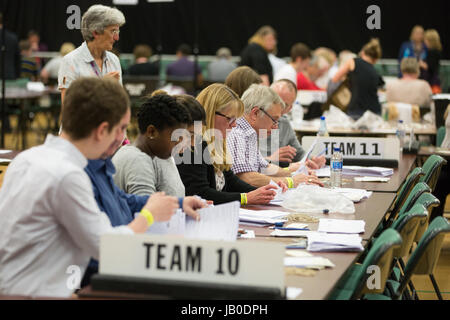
top-left (396, 120), bottom-right (405, 152)
top-left (317, 116), bottom-right (329, 137)
top-left (330, 147), bottom-right (343, 188)
top-left (292, 101), bottom-right (304, 127)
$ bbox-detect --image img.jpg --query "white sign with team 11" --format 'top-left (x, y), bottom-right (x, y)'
top-left (301, 136), bottom-right (400, 161)
top-left (99, 234), bottom-right (285, 294)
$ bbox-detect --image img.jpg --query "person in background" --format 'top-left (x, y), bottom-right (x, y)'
top-left (422, 29), bottom-right (443, 94)
top-left (332, 38), bottom-right (384, 120)
top-left (207, 47), bottom-right (237, 82)
top-left (240, 26), bottom-right (277, 86)
top-left (430, 105), bottom-right (450, 222)
top-left (58, 4), bottom-right (125, 104)
top-left (259, 79), bottom-right (325, 169)
top-left (268, 47), bottom-right (287, 78)
top-left (274, 42), bottom-right (311, 87)
top-left (224, 66), bottom-right (262, 98)
top-left (127, 44), bottom-right (159, 76)
top-left (112, 93), bottom-right (191, 198)
top-left (227, 84), bottom-right (323, 188)
top-left (386, 57), bottom-right (432, 107)
top-left (0, 77), bottom-right (180, 298)
top-left (326, 50), bottom-right (357, 96)
top-left (166, 43), bottom-right (203, 86)
top-left (297, 54), bottom-right (329, 91)
top-left (27, 30), bottom-right (48, 69)
top-left (0, 13), bottom-right (21, 80)
top-left (40, 42), bottom-right (75, 84)
top-left (314, 47), bottom-right (337, 90)
top-left (177, 83), bottom-right (283, 205)
top-left (19, 39), bottom-right (38, 81)
top-left (398, 25), bottom-right (427, 78)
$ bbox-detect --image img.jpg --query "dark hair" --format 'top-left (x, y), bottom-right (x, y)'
top-left (19, 40), bottom-right (31, 51)
top-left (224, 66), bottom-right (262, 98)
top-left (174, 94), bottom-right (206, 124)
top-left (137, 94), bottom-right (192, 133)
top-left (291, 42), bottom-right (311, 61)
top-left (133, 44), bottom-right (152, 59)
top-left (362, 38), bottom-right (382, 61)
top-left (177, 43), bottom-right (192, 56)
top-left (62, 77), bottom-right (130, 140)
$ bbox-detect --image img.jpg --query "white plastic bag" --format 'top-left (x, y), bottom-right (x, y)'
top-left (281, 184), bottom-right (355, 215)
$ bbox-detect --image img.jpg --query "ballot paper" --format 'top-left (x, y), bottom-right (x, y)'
top-left (331, 188), bottom-right (373, 202)
top-left (239, 230), bottom-right (255, 239)
top-left (318, 219), bottom-right (365, 234)
top-left (307, 233), bottom-right (364, 252)
top-left (284, 256), bottom-right (335, 269)
top-left (185, 201), bottom-right (240, 241)
top-left (239, 208), bottom-right (288, 225)
top-left (270, 229), bottom-right (314, 238)
top-left (268, 181), bottom-right (297, 205)
top-left (286, 287), bottom-right (303, 300)
top-left (0, 150), bottom-right (12, 154)
top-left (354, 176), bottom-right (390, 182)
top-left (314, 166), bottom-right (393, 177)
top-left (285, 250), bottom-right (313, 258)
top-left (293, 138), bottom-right (318, 175)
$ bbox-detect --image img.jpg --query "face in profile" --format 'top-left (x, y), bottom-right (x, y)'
top-left (100, 108), bottom-right (130, 159)
top-left (152, 125), bottom-right (188, 160)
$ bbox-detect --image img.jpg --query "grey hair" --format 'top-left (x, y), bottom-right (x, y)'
top-left (81, 5), bottom-right (125, 42)
top-left (241, 84), bottom-right (284, 115)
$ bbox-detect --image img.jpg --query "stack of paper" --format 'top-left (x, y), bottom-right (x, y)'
top-left (239, 208), bottom-right (287, 225)
top-left (0, 158), bottom-right (12, 165)
top-left (314, 166), bottom-right (393, 177)
top-left (307, 233), bottom-right (364, 252)
top-left (270, 229), bottom-right (313, 238)
top-left (318, 219), bottom-right (365, 234)
top-left (284, 257), bottom-right (335, 269)
top-left (331, 188), bottom-right (373, 202)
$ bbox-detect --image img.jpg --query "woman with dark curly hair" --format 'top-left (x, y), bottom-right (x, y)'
top-left (112, 93), bottom-right (191, 197)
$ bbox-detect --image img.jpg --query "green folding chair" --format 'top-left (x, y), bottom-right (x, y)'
top-left (419, 155), bottom-right (447, 192)
top-left (413, 193), bottom-right (440, 243)
top-left (381, 217), bottom-right (450, 300)
top-left (436, 126), bottom-right (445, 147)
top-left (327, 229), bottom-right (402, 300)
top-left (383, 167), bottom-right (424, 228)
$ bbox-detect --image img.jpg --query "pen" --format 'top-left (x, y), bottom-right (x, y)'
top-left (316, 148), bottom-right (327, 157)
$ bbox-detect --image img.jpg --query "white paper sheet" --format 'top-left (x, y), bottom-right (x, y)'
top-left (284, 256), bottom-right (335, 269)
top-left (318, 219), bottom-right (365, 234)
top-left (307, 233), bottom-right (364, 252)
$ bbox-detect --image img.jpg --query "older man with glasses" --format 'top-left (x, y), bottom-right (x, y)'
top-left (227, 84), bottom-right (323, 189)
top-left (58, 4), bottom-right (125, 105)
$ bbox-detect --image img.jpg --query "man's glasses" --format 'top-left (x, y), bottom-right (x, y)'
top-left (258, 107), bottom-right (278, 126)
top-left (215, 111), bottom-right (236, 125)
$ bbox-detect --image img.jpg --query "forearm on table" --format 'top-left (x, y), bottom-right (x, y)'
top-left (236, 171), bottom-right (290, 188)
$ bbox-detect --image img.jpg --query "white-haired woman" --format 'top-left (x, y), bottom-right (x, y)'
top-left (58, 4), bottom-right (125, 104)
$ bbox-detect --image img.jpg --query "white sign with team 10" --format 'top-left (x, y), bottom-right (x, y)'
top-left (99, 234), bottom-right (285, 294)
top-left (301, 136), bottom-right (400, 160)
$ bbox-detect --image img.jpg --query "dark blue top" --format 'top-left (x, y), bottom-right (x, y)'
top-left (398, 40), bottom-right (428, 77)
top-left (166, 56), bottom-right (201, 78)
top-left (84, 158), bottom-right (183, 271)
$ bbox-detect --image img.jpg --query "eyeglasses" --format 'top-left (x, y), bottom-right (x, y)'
top-left (258, 107), bottom-right (278, 126)
top-left (108, 29), bottom-right (120, 36)
top-left (215, 111), bottom-right (236, 125)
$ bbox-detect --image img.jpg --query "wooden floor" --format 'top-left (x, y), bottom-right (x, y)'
top-left (1, 114), bottom-right (449, 300)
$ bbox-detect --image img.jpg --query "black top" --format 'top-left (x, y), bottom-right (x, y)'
top-left (176, 141), bottom-right (256, 204)
top-left (126, 62), bottom-right (160, 76)
top-left (240, 42), bottom-right (273, 83)
top-left (347, 58), bottom-right (384, 119)
top-left (0, 28), bottom-right (21, 80)
top-left (424, 49), bottom-right (441, 86)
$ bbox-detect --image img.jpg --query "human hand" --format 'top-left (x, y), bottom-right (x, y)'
top-left (143, 192), bottom-right (179, 222)
top-left (267, 146), bottom-right (297, 163)
top-left (104, 71), bottom-right (120, 81)
top-left (183, 196), bottom-right (209, 221)
top-left (292, 173), bottom-right (324, 187)
top-left (247, 185), bottom-right (277, 205)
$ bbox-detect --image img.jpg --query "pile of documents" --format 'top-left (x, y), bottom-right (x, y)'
top-left (306, 233), bottom-right (364, 252)
top-left (330, 188), bottom-right (373, 202)
top-left (315, 165), bottom-right (393, 177)
top-left (317, 219), bottom-right (365, 234)
top-left (239, 208), bottom-right (287, 226)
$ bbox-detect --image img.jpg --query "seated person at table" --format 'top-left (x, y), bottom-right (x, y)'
top-left (259, 79), bottom-right (325, 169)
top-left (227, 84), bottom-right (323, 188)
top-left (0, 77), bottom-right (181, 298)
top-left (126, 44), bottom-right (159, 76)
top-left (177, 83), bottom-right (283, 205)
top-left (296, 54), bottom-right (329, 91)
top-left (331, 38), bottom-right (384, 120)
top-left (386, 57), bottom-right (432, 107)
top-left (207, 47), bottom-right (237, 82)
top-left (166, 43), bottom-right (203, 86)
top-left (224, 65), bottom-right (262, 98)
top-left (274, 42), bottom-right (311, 87)
top-left (112, 92), bottom-right (191, 198)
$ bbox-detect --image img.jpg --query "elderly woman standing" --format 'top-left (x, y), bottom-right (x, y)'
top-left (58, 4), bottom-right (125, 104)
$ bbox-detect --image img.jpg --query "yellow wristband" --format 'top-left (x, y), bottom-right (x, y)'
top-left (241, 193), bottom-right (248, 205)
top-left (140, 209), bottom-right (154, 227)
top-left (283, 167), bottom-right (290, 172)
top-left (286, 177), bottom-right (294, 189)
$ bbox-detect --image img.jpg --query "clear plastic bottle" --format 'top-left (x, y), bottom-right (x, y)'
top-left (330, 147), bottom-right (343, 188)
top-left (396, 120), bottom-right (405, 152)
top-left (292, 101), bottom-right (304, 127)
top-left (317, 116), bottom-right (329, 137)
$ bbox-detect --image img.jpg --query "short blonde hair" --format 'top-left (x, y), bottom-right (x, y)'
top-left (400, 57), bottom-right (420, 75)
top-left (248, 26), bottom-right (277, 50)
top-left (424, 29), bottom-right (442, 51)
top-left (196, 84), bottom-right (243, 172)
top-left (60, 42), bottom-right (75, 56)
